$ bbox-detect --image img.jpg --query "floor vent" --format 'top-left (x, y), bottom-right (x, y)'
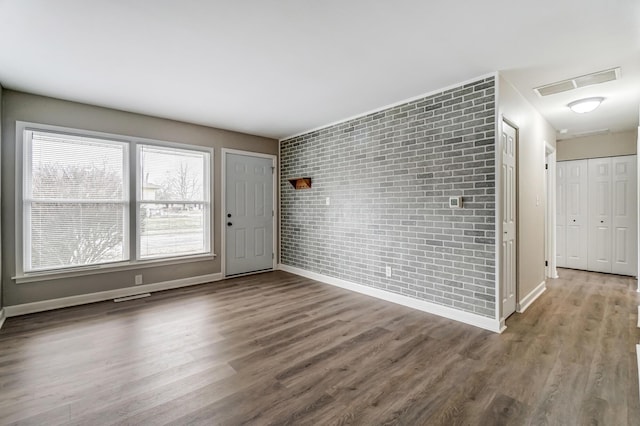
top-left (534, 67), bottom-right (620, 97)
top-left (114, 293), bottom-right (151, 303)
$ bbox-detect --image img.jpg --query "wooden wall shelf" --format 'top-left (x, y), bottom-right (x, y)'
top-left (288, 177), bottom-right (312, 190)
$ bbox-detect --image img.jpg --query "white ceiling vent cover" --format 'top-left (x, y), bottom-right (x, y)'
top-left (534, 67), bottom-right (620, 97)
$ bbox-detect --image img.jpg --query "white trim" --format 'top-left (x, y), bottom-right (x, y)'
top-left (277, 141), bottom-right (281, 266)
top-left (517, 280), bottom-right (546, 313)
top-left (221, 148), bottom-right (277, 278)
top-left (13, 253), bottom-right (216, 284)
top-left (637, 344), bottom-right (640, 400)
top-left (545, 142), bottom-right (559, 279)
top-left (4, 272), bottom-right (222, 317)
top-left (637, 305), bottom-right (639, 328)
top-left (279, 264), bottom-right (503, 333)
top-left (494, 79), bottom-right (502, 324)
top-left (0, 309), bottom-right (6, 330)
top-left (279, 72), bottom-right (499, 141)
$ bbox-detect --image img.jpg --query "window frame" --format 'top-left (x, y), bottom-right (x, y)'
top-left (23, 130), bottom-right (131, 273)
top-left (135, 142), bottom-right (212, 261)
top-left (14, 121), bottom-right (215, 282)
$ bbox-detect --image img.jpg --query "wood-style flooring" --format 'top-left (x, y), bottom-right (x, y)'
top-left (0, 268), bottom-right (639, 425)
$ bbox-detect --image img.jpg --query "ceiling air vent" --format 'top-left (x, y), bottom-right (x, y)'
top-left (534, 67), bottom-right (620, 97)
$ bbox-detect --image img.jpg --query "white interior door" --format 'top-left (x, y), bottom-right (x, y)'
top-left (225, 152), bottom-right (274, 276)
top-left (556, 162), bottom-right (566, 267)
top-left (588, 158), bottom-right (612, 273)
top-left (565, 160), bottom-right (589, 270)
top-left (501, 121), bottom-right (517, 319)
top-left (611, 155), bottom-right (637, 275)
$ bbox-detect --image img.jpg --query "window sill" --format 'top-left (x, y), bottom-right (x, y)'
top-left (13, 254), bottom-right (217, 284)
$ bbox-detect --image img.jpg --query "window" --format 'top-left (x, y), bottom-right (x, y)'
top-left (138, 145), bottom-right (210, 259)
top-left (24, 131), bottom-right (129, 272)
top-left (21, 126), bottom-right (212, 275)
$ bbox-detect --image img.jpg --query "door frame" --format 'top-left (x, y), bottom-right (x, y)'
top-left (498, 116), bottom-right (519, 323)
top-left (221, 148), bottom-right (277, 278)
top-left (545, 142), bottom-right (559, 279)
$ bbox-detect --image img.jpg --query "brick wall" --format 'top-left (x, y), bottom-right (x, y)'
top-left (280, 77), bottom-right (496, 318)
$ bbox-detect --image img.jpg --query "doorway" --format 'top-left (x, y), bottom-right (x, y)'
top-left (501, 119), bottom-right (518, 319)
top-left (222, 149), bottom-right (276, 276)
top-left (545, 143), bottom-right (559, 279)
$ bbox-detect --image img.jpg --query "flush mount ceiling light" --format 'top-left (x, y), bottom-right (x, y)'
top-left (568, 97), bottom-right (604, 114)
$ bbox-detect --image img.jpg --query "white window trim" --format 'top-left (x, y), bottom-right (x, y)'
top-left (14, 121), bottom-right (215, 282)
top-left (136, 143), bottom-right (212, 261)
top-left (12, 253), bottom-right (217, 284)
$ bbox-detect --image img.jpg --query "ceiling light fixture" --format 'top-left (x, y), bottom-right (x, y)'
top-left (568, 97), bottom-right (604, 114)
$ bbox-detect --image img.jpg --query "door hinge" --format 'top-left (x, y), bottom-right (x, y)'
top-left (272, 253), bottom-right (274, 259)
top-left (545, 260), bottom-right (548, 266)
top-left (271, 166), bottom-right (275, 174)
top-left (272, 210), bottom-right (274, 217)
top-left (545, 163), bottom-right (548, 170)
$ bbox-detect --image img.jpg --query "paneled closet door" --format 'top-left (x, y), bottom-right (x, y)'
top-left (611, 155), bottom-right (637, 276)
top-left (565, 160), bottom-right (589, 270)
top-left (556, 162), bottom-right (567, 267)
top-left (588, 158), bottom-right (613, 273)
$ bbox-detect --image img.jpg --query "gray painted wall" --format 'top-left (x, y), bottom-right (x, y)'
top-left (497, 76), bottom-right (556, 310)
top-left (2, 90), bottom-right (278, 306)
top-left (280, 77), bottom-right (497, 318)
top-left (557, 129), bottom-right (637, 161)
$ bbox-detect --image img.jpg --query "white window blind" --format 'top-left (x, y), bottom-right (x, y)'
top-left (24, 131), bottom-right (129, 272)
top-left (138, 145), bottom-right (211, 259)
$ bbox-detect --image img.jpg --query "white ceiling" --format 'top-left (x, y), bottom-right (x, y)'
top-left (0, 0), bottom-right (638, 140)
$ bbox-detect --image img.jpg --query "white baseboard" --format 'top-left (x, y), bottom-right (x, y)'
top-left (517, 280), bottom-right (546, 313)
top-left (0, 309), bottom-right (5, 331)
top-left (4, 273), bottom-right (223, 317)
top-left (278, 264), bottom-right (502, 333)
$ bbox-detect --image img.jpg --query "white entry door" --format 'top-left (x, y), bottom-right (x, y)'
top-left (224, 152), bottom-right (275, 276)
top-left (501, 120), bottom-right (517, 319)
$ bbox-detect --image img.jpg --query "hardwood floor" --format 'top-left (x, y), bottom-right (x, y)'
top-left (0, 268), bottom-right (639, 425)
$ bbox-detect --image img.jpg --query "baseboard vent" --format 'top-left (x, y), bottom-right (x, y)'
top-left (114, 293), bottom-right (150, 303)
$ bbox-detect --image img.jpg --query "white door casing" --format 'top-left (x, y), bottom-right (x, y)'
top-left (501, 120), bottom-right (517, 319)
top-left (545, 144), bottom-right (558, 279)
top-left (224, 151), bottom-right (275, 276)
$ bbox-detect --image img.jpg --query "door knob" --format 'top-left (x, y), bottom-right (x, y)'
top-left (600, 220), bottom-right (604, 223)
top-left (227, 222), bottom-right (232, 227)
top-left (227, 213), bottom-right (232, 218)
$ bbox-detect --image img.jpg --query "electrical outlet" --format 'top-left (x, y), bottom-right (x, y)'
top-left (385, 266), bottom-right (392, 277)
top-left (135, 274), bottom-right (143, 285)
